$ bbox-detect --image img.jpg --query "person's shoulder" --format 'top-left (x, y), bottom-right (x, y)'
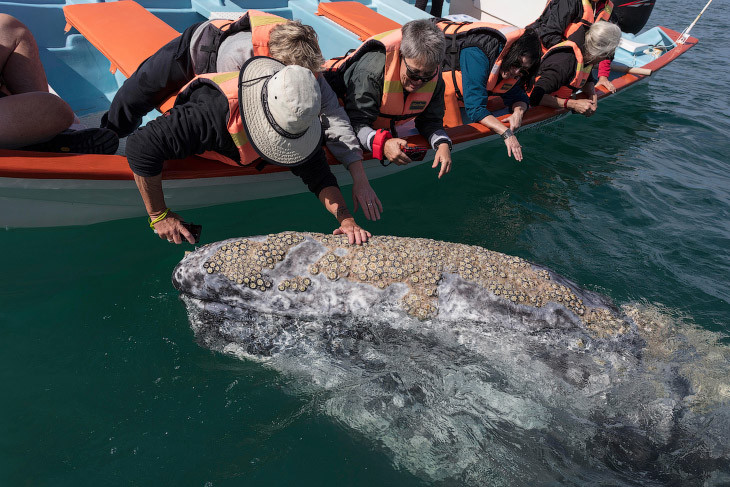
top-left (460, 46), bottom-right (489, 64)
top-left (353, 50), bottom-right (386, 71)
top-left (543, 48), bottom-right (577, 64)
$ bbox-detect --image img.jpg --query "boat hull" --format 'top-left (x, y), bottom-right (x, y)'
top-left (0, 0), bottom-right (696, 228)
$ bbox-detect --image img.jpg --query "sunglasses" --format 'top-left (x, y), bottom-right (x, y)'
top-left (403, 58), bottom-right (437, 83)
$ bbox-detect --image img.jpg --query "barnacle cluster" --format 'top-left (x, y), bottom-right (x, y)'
top-left (278, 276), bottom-right (312, 293)
top-left (203, 232), bottom-right (622, 330)
top-left (204, 232), bottom-right (304, 291)
top-left (309, 236), bottom-right (593, 321)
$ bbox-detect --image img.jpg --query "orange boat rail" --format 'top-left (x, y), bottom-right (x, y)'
top-left (0, 27), bottom-right (697, 182)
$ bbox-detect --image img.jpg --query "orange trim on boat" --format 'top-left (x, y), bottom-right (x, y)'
top-left (0, 27), bottom-right (697, 181)
top-left (63, 0), bottom-right (179, 78)
top-left (63, 0), bottom-right (179, 112)
top-left (316, 1), bottom-right (401, 40)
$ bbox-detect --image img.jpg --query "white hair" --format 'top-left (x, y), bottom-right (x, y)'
top-left (584, 21), bottom-right (621, 65)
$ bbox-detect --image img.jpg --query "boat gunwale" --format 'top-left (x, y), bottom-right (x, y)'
top-left (0, 27), bottom-right (697, 182)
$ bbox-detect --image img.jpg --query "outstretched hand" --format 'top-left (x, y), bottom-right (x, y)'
top-left (596, 76), bottom-right (616, 93)
top-left (569, 99), bottom-right (597, 117)
top-left (152, 211), bottom-right (195, 244)
top-left (432, 143), bottom-right (452, 178)
top-left (504, 134), bottom-right (523, 162)
top-left (352, 180), bottom-right (383, 221)
top-left (333, 218), bottom-right (371, 245)
top-left (506, 108), bottom-right (525, 132)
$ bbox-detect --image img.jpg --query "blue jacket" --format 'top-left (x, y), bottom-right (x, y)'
top-left (460, 46), bottom-right (530, 123)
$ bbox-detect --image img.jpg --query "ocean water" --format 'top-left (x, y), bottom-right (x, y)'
top-left (2, 1), bottom-right (729, 485)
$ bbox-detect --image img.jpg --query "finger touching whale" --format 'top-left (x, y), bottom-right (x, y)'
top-left (173, 232), bottom-right (730, 486)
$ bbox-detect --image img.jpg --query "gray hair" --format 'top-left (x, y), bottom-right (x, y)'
top-left (400, 19), bottom-right (445, 71)
top-left (584, 21), bottom-right (621, 65)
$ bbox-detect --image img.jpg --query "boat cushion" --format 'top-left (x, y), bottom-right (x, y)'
top-left (316, 1), bottom-right (401, 40)
top-left (63, 0), bottom-right (180, 112)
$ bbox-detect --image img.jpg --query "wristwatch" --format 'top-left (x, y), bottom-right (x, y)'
top-left (501, 128), bottom-right (514, 140)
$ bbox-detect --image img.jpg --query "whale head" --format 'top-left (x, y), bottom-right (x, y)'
top-left (173, 232), bottom-right (730, 485)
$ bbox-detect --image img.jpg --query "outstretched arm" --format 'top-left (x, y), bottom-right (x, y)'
top-left (319, 185), bottom-right (371, 245)
top-left (348, 161), bottom-right (383, 221)
top-left (318, 76), bottom-right (382, 220)
top-left (126, 84), bottom-right (236, 244)
top-left (132, 173), bottom-right (194, 244)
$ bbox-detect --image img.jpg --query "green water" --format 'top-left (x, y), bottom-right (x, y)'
top-left (3, 3), bottom-right (730, 486)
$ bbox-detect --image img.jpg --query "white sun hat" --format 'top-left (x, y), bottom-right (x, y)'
top-left (238, 56), bottom-right (322, 166)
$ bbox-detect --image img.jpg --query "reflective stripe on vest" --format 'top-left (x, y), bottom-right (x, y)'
top-left (596, 1), bottom-right (614, 22)
top-left (564, 0), bottom-right (594, 40)
top-left (325, 28), bottom-right (437, 133)
top-left (207, 10), bottom-right (286, 56)
top-left (175, 72), bottom-right (261, 167)
top-left (248, 10), bottom-right (288, 57)
top-left (193, 10), bottom-right (287, 74)
top-left (542, 40), bottom-right (592, 90)
top-left (376, 29), bottom-right (437, 131)
top-left (563, 0), bottom-right (614, 41)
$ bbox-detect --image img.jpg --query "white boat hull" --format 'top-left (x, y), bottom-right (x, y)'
top-left (0, 133), bottom-right (509, 228)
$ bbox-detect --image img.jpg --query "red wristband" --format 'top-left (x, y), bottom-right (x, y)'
top-left (562, 98), bottom-right (569, 109)
top-left (371, 129), bottom-right (392, 161)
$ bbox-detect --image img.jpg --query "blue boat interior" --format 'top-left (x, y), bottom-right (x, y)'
top-left (1, 0), bottom-right (673, 123)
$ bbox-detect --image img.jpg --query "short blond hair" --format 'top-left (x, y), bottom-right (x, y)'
top-left (268, 21), bottom-right (325, 73)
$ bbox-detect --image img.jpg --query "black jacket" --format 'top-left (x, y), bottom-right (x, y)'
top-left (126, 84), bottom-right (338, 197)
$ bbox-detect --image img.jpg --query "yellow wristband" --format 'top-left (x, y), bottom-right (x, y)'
top-left (148, 208), bottom-right (170, 229)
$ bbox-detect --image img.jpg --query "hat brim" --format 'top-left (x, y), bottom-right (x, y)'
top-left (238, 56), bottom-right (322, 167)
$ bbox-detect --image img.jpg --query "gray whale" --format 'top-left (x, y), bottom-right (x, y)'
top-left (173, 232), bottom-right (730, 486)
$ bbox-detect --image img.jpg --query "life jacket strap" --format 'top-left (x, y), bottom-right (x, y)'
top-left (444, 21), bottom-right (469, 102)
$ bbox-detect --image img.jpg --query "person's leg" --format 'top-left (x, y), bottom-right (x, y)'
top-left (0, 14), bottom-right (118, 153)
top-left (101, 22), bottom-right (201, 137)
top-left (430, 0), bottom-right (444, 17)
top-left (0, 92), bottom-right (73, 148)
top-left (0, 14), bottom-right (49, 94)
top-left (0, 15), bottom-right (75, 148)
top-left (414, 0), bottom-right (428, 11)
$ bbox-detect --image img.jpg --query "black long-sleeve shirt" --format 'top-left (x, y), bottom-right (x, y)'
top-left (532, 0), bottom-right (617, 48)
top-left (529, 50), bottom-right (596, 106)
top-left (125, 83), bottom-right (338, 197)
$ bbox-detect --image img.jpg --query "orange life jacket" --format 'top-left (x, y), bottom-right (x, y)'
top-left (191, 10), bottom-right (287, 73)
top-left (536, 40), bottom-right (592, 97)
top-left (325, 29), bottom-right (437, 134)
top-left (563, 0), bottom-right (614, 42)
top-left (435, 19), bottom-right (526, 102)
top-left (175, 72), bottom-right (261, 167)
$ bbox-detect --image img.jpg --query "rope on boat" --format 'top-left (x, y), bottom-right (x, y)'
top-left (676, 0), bottom-right (714, 45)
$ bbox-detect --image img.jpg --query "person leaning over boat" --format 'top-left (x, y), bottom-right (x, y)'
top-left (436, 20), bottom-right (542, 162)
top-left (323, 19), bottom-right (453, 178)
top-left (102, 12), bottom-right (384, 222)
top-left (0, 14), bottom-right (118, 154)
top-left (125, 58), bottom-right (371, 245)
top-left (528, 21), bottom-right (621, 118)
top-left (530, 0), bottom-right (619, 93)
